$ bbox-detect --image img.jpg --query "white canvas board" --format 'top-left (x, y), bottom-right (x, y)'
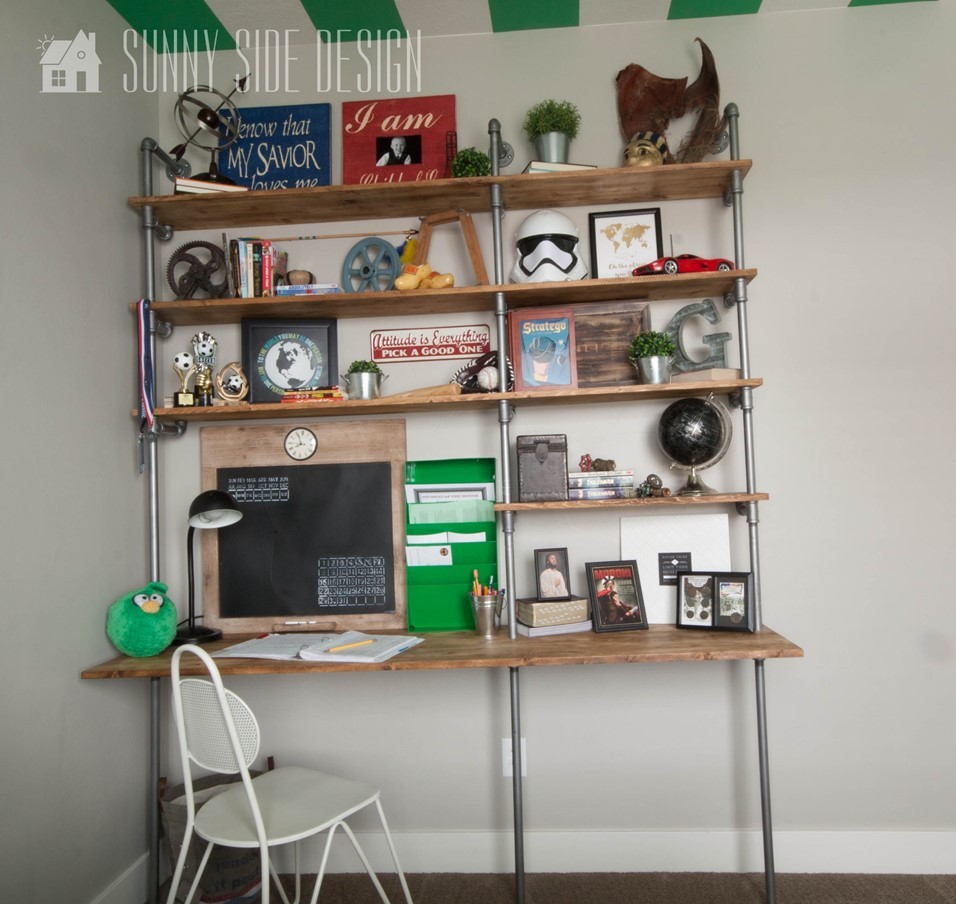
top-left (620, 514), bottom-right (731, 624)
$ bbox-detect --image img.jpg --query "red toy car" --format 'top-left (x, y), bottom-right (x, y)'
top-left (632, 254), bottom-right (734, 276)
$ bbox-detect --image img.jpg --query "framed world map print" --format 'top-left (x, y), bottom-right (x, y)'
top-left (588, 207), bottom-right (663, 279)
top-left (241, 319), bottom-right (338, 403)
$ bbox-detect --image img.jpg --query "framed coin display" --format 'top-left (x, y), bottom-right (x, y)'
top-left (676, 571), bottom-right (754, 632)
top-left (241, 318), bottom-right (338, 403)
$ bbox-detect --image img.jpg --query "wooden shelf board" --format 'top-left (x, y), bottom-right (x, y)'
top-left (496, 492), bottom-right (768, 512)
top-left (129, 160), bottom-right (752, 231)
top-left (149, 270), bottom-right (756, 326)
top-left (151, 378), bottom-right (762, 423)
top-left (81, 623), bottom-right (801, 679)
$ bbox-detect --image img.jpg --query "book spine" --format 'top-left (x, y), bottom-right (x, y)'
top-left (566, 469), bottom-right (633, 479)
top-left (229, 239), bottom-right (241, 298)
top-left (568, 486), bottom-right (636, 500)
top-left (261, 241), bottom-right (272, 296)
top-left (567, 475), bottom-right (634, 488)
top-left (252, 242), bottom-right (263, 297)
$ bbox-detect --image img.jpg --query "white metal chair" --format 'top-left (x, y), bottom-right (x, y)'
top-left (166, 644), bottom-right (413, 904)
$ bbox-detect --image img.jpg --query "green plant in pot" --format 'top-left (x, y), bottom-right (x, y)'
top-left (522, 99), bottom-right (582, 164)
top-left (342, 359), bottom-right (386, 399)
top-left (451, 147), bottom-right (491, 178)
top-left (628, 331), bottom-right (676, 385)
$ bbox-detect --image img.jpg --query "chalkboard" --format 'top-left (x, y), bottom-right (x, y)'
top-left (199, 421), bottom-right (406, 634)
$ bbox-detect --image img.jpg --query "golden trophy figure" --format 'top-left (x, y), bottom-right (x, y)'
top-left (172, 352), bottom-right (197, 407)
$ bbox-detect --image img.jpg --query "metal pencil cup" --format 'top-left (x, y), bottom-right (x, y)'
top-left (470, 594), bottom-right (499, 638)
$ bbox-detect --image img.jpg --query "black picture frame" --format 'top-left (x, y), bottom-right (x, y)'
top-left (585, 560), bottom-right (648, 632)
top-left (676, 571), bottom-right (754, 632)
top-left (534, 547), bottom-right (571, 601)
top-left (587, 207), bottom-right (663, 279)
top-left (241, 319), bottom-right (338, 403)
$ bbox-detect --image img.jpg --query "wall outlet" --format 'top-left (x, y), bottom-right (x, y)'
top-left (501, 737), bottom-right (527, 777)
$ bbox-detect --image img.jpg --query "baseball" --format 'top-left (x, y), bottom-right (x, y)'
top-left (476, 366), bottom-right (499, 391)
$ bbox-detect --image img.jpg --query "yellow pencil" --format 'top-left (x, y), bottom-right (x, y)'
top-left (329, 638), bottom-right (375, 653)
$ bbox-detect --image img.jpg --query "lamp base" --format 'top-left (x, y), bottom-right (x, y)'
top-left (171, 624), bottom-right (223, 646)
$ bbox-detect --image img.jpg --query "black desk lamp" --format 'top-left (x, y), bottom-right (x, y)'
top-left (172, 489), bottom-right (243, 645)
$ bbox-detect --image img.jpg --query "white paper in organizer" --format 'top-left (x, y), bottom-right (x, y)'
top-left (620, 513), bottom-right (731, 624)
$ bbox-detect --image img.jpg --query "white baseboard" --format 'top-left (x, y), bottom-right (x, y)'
top-left (90, 832), bottom-right (956, 904)
top-left (317, 829), bottom-right (956, 875)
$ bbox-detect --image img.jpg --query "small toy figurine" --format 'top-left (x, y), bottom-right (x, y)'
top-left (106, 581), bottom-right (177, 657)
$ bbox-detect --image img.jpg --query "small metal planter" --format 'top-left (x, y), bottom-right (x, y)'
top-left (533, 131), bottom-right (571, 164)
top-left (342, 371), bottom-right (386, 400)
top-left (634, 356), bottom-right (672, 385)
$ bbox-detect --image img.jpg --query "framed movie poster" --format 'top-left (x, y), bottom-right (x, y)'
top-left (585, 560), bottom-right (648, 633)
top-left (241, 319), bottom-right (338, 403)
top-left (342, 94), bottom-right (456, 185)
top-left (508, 308), bottom-right (578, 391)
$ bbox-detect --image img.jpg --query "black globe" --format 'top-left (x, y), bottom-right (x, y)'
top-left (658, 398), bottom-right (727, 467)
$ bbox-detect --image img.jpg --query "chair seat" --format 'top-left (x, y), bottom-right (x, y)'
top-left (196, 765), bottom-right (382, 848)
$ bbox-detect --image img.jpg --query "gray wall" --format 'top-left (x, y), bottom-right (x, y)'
top-left (2, 2), bottom-right (954, 901)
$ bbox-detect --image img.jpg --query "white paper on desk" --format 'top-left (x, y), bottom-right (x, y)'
top-left (620, 513), bottom-right (731, 624)
top-left (213, 634), bottom-right (320, 660)
top-left (298, 631), bottom-right (424, 663)
top-left (405, 545), bottom-right (453, 566)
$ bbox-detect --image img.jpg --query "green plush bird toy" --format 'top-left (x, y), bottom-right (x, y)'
top-left (106, 581), bottom-right (177, 657)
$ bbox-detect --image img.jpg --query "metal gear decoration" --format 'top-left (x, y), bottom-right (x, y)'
top-left (341, 237), bottom-right (401, 293)
top-left (166, 241), bottom-right (230, 299)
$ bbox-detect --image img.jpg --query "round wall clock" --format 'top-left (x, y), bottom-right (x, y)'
top-left (284, 427), bottom-right (317, 461)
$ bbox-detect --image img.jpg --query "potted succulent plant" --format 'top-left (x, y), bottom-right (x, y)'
top-left (627, 331), bottom-right (676, 384)
top-left (342, 359), bottom-right (387, 400)
top-left (522, 99), bottom-right (582, 164)
top-left (451, 147), bottom-right (491, 178)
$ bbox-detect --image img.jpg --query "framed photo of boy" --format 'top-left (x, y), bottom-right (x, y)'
top-left (509, 308), bottom-right (578, 391)
top-left (534, 548), bottom-right (571, 600)
top-left (676, 571), bottom-right (754, 632)
top-left (588, 208), bottom-right (663, 279)
top-left (585, 560), bottom-right (648, 632)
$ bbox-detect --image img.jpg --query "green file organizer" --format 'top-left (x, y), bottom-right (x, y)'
top-left (405, 458), bottom-right (497, 631)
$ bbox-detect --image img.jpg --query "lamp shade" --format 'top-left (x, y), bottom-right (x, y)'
top-left (188, 490), bottom-right (243, 529)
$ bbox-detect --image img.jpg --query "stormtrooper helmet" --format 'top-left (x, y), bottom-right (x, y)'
top-left (510, 210), bottom-right (588, 283)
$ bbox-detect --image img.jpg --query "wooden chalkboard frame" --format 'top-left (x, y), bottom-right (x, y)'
top-left (199, 420), bottom-right (407, 634)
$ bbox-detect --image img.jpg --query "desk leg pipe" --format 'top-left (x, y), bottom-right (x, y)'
top-left (509, 667), bottom-right (525, 904)
top-left (149, 676), bottom-right (161, 904)
top-left (754, 660), bottom-right (776, 904)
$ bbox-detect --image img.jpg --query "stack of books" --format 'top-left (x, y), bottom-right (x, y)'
top-left (567, 468), bottom-right (635, 501)
top-left (522, 161), bottom-right (596, 174)
top-left (228, 238), bottom-right (289, 298)
top-left (273, 283), bottom-right (342, 296)
top-left (515, 596), bottom-right (592, 637)
top-left (280, 387), bottom-right (345, 404)
top-left (174, 176), bottom-right (249, 195)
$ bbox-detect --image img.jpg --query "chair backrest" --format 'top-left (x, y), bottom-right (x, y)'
top-left (171, 645), bottom-right (261, 775)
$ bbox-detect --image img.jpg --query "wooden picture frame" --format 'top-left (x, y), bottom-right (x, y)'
top-left (676, 571), bottom-right (754, 632)
top-left (534, 548), bottom-right (572, 601)
top-left (585, 560), bottom-right (648, 632)
top-left (566, 300), bottom-right (651, 387)
top-left (241, 318), bottom-right (338, 403)
top-left (199, 421), bottom-right (407, 635)
top-left (508, 308), bottom-right (577, 391)
top-left (588, 208), bottom-right (663, 279)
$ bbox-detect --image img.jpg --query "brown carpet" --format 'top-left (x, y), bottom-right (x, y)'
top-left (271, 872), bottom-right (956, 904)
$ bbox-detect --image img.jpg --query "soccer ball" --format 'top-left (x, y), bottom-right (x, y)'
top-left (173, 352), bottom-right (194, 372)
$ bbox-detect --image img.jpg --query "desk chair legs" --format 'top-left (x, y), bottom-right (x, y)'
top-left (166, 645), bottom-right (413, 904)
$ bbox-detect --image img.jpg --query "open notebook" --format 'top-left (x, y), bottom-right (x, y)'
top-left (214, 631), bottom-right (423, 663)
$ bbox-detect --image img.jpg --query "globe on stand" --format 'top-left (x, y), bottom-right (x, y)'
top-left (657, 394), bottom-right (732, 496)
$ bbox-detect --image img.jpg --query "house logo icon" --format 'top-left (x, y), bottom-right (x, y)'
top-left (38, 31), bottom-right (101, 93)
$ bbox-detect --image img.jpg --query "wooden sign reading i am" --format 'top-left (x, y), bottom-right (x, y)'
top-left (342, 94), bottom-right (456, 185)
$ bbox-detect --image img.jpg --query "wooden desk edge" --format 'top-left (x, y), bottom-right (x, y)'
top-left (82, 626), bottom-right (803, 679)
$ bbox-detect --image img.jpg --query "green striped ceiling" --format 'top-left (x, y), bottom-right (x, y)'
top-left (105, 0), bottom-right (935, 50)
